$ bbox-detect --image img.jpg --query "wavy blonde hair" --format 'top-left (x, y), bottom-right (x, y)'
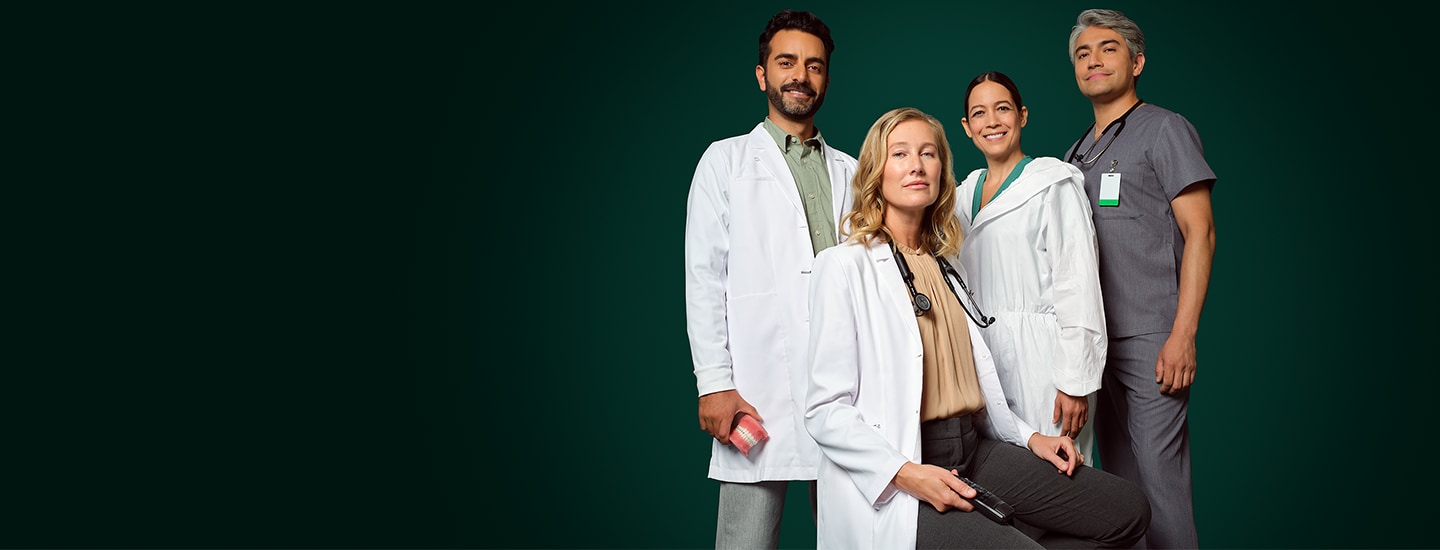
top-left (841, 107), bottom-right (964, 257)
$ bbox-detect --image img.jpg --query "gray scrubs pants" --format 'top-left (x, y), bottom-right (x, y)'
top-left (1095, 332), bottom-right (1198, 549)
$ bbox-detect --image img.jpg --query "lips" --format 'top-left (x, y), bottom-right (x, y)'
top-left (782, 84), bottom-right (815, 97)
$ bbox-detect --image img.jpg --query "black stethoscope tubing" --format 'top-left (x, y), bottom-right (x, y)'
top-left (1066, 98), bottom-right (1143, 166)
top-left (889, 240), bottom-right (994, 328)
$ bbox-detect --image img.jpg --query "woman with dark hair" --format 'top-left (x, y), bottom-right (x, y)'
top-left (956, 71), bottom-right (1108, 470)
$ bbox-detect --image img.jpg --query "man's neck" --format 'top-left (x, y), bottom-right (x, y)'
top-left (1090, 91), bottom-right (1141, 138)
top-left (768, 113), bottom-right (817, 141)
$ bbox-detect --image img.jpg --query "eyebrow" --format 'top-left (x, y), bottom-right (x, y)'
top-left (774, 53), bottom-right (827, 68)
top-left (889, 141), bottom-right (938, 149)
top-left (969, 100), bottom-right (1013, 112)
top-left (1075, 38), bottom-right (1122, 55)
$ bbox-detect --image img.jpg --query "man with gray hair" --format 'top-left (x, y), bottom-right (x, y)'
top-left (1064, 8), bottom-right (1216, 549)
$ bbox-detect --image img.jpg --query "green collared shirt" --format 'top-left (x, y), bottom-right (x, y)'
top-left (763, 118), bottom-right (836, 255)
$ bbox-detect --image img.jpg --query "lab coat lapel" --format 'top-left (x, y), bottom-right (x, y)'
top-left (746, 125), bottom-right (804, 216)
top-left (868, 241), bottom-right (916, 322)
top-left (825, 140), bottom-right (850, 234)
top-left (969, 161), bottom-right (1066, 231)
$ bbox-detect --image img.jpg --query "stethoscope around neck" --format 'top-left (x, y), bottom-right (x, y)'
top-left (1066, 98), bottom-right (1143, 166)
top-left (888, 240), bottom-right (994, 328)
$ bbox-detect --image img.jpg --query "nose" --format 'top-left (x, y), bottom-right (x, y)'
top-left (909, 156), bottom-right (926, 175)
top-left (1087, 54), bottom-right (1102, 70)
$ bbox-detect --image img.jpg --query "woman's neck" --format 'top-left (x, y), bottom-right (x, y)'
top-left (984, 150), bottom-right (1027, 188)
top-left (886, 216), bottom-right (925, 250)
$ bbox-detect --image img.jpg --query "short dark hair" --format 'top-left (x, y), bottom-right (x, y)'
top-left (757, 9), bottom-right (835, 68)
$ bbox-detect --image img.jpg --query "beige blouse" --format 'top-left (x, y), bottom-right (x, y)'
top-left (896, 242), bottom-right (987, 422)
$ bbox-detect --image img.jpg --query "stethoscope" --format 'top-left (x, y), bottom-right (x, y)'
top-left (889, 240), bottom-right (994, 328)
top-left (1066, 98), bottom-right (1143, 166)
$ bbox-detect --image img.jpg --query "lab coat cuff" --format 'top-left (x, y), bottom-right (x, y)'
top-left (695, 365), bottom-right (735, 396)
top-left (1054, 378), bottom-right (1101, 398)
top-left (872, 459), bottom-right (909, 508)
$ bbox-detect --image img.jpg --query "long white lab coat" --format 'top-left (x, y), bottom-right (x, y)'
top-left (685, 122), bottom-right (857, 482)
top-left (804, 238), bottom-right (1037, 550)
top-left (956, 157), bottom-right (1107, 462)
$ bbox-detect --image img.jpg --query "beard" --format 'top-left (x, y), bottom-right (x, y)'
top-left (765, 79), bottom-right (826, 120)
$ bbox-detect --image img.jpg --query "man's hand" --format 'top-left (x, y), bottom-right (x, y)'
top-left (698, 390), bottom-right (761, 445)
top-left (1155, 334), bottom-right (1197, 395)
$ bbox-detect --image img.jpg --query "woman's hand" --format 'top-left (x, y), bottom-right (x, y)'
top-left (892, 462), bottom-right (976, 512)
top-left (1052, 390), bottom-right (1089, 439)
top-left (1027, 433), bottom-right (1080, 476)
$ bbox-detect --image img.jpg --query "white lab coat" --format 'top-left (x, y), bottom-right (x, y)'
top-left (685, 122), bottom-right (857, 482)
top-left (956, 157), bottom-right (1107, 463)
top-left (804, 238), bottom-right (1037, 550)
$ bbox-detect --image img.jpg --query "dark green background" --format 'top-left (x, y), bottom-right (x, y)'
top-left (14, 1), bottom-right (1436, 548)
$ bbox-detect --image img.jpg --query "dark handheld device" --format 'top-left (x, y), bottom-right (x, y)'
top-left (957, 476), bottom-right (1014, 525)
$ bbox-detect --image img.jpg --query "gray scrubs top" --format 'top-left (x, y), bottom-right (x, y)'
top-left (1068, 103), bottom-right (1216, 338)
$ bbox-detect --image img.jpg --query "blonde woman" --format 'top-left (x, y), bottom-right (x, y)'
top-left (804, 107), bottom-right (1148, 549)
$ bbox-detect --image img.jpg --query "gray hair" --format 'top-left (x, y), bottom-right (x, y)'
top-left (1068, 9), bottom-right (1145, 62)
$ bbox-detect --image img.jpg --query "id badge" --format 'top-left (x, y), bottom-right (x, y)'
top-left (1099, 173), bottom-right (1121, 206)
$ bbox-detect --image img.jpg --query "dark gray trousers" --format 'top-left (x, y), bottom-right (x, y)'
top-left (916, 415), bottom-right (1150, 549)
top-left (1095, 333), bottom-right (1198, 549)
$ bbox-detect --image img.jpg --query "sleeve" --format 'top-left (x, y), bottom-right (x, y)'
top-left (804, 248), bottom-right (910, 508)
top-left (685, 143), bottom-right (736, 396)
top-left (1154, 113), bottom-right (1217, 201)
top-left (1045, 168), bottom-right (1108, 397)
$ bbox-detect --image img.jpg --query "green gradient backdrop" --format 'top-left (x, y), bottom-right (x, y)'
top-left (12, 1), bottom-right (1437, 548)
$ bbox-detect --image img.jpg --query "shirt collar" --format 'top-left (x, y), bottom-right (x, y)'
top-left (763, 117), bottom-right (823, 153)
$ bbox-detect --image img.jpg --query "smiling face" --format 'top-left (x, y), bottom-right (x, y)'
top-left (755, 29), bottom-right (829, 122)
top-left (1073, 25), bottom-right (1144, 102)
top-left (881, 119), bottom-right (943, 218)
top-left (962, 80), bottom-right (1027, 162)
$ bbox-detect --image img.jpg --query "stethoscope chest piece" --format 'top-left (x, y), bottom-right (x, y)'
top-left (889, 240), bottom-right (993, 327)
top-left (912, 293), bottom-right (931, 316)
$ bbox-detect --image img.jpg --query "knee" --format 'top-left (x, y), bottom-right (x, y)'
top-left (1102, 481), bottom-right (1152, 548)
